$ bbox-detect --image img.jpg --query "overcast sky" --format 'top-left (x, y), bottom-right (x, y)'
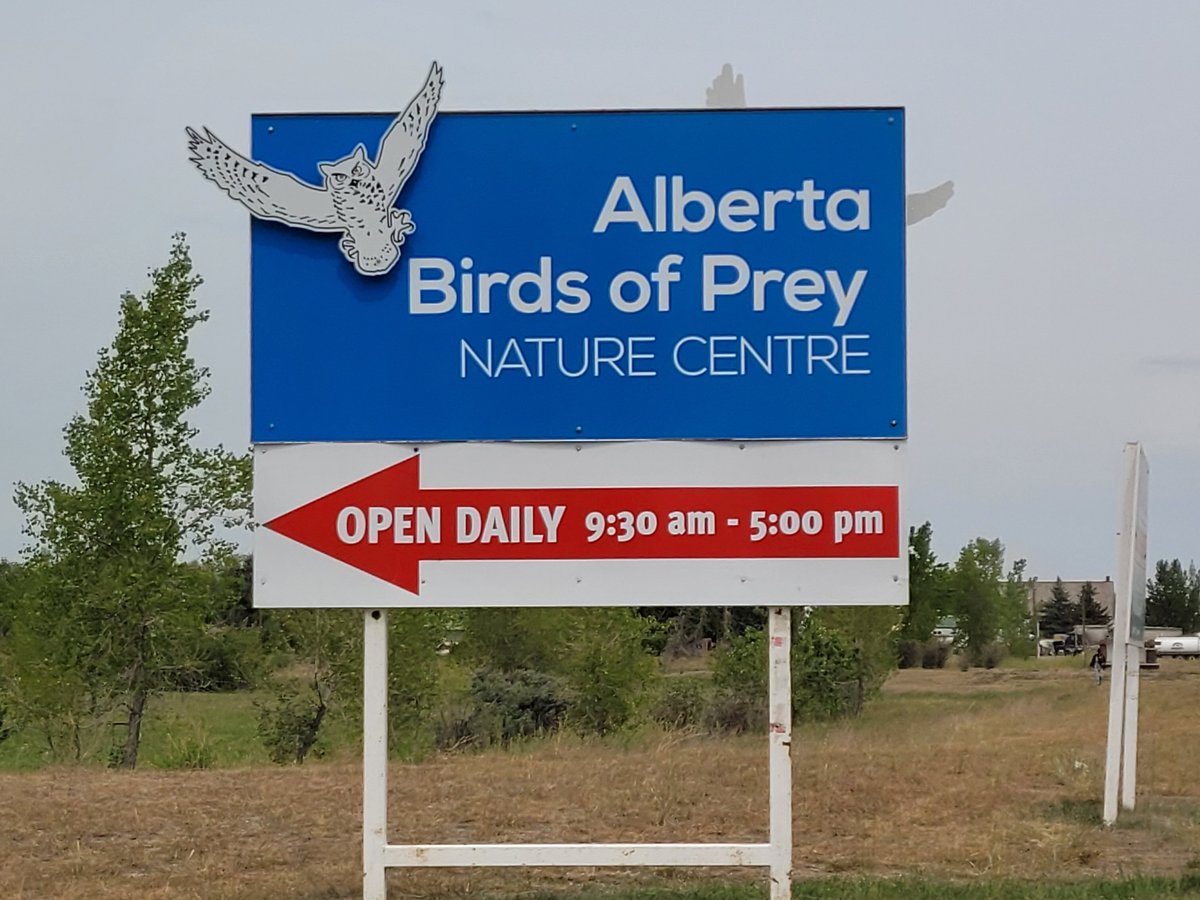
top-left (1, 1), bottom-right (1196, 581)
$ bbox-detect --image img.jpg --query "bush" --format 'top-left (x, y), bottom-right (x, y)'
top-left (921, 640), bottom-right (952, 669)
top-left (449, 608), bottom-right (660, 739)
top-left (477, 667), bottom-right (570, 744)
top-left (898, 639), bottom-right (922, 668)
top-left (959, 641), bottom-right (1008, 670)
top-left (709, 629), bottom-right (768, 733)
top-left (436, 667), bottom-right (571, 750)
top-left (704, 690), bottom-right (765, 734)
top-left (0, 701), bottom-right (11, 745)
top-left (566, 609), bottom-right (659, 735)
top-left (171, 626), bottom-right (265, 692)
top-left (976, 641), bottom-right (1008, 669)
top-left (793, 616), bottom-right (863, 721)
top-left (256, 683), bottom-right (328, 764)
top-left (159, 730), bottom-right (215, 769)
top-left (709, 614), bottom-right (874, 727)
top-left (652, 677), bottom-right (708, 729)
top-left (899, 638), bottom-right (950, 669)
top-left (459, 608), bottom-right (576, 674)
top-left (711, 628), bottom-right (767, 695)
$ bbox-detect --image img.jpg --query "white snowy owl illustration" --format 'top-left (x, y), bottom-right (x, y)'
top-left (187, 62), bottom-right (443, 276)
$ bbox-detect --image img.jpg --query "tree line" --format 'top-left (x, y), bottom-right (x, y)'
top-left (1, 237), bottom-right (1195, 769)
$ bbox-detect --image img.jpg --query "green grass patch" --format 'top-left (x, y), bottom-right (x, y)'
top-left (138, 690), bottom-right (271, 768)
top-left (1044, 797), bottom-right (1103, 826)
top-left (516, 874), bottom-right (1200, 898)
top-left (1000, 654), bottom-right (1090, 671)
top-left (0, 689), bottom-right (365, 770)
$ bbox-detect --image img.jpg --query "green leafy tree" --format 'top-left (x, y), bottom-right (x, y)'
top-left (902, 522), bottom-right (950, 642)
top-left (949, 538), bottom-right (1008, 664)
top-left (1146, 559), bottom-right (1200, 632)
top-left (12, 236), bottom-right (250, 768)
top-left (998, 557), bottom-right (1034, 656)
top-left (1039, 578), bottom-right (1077, 637)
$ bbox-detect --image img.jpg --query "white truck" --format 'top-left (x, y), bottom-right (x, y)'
top-left (1153, 635), bottom-right (1200, 658)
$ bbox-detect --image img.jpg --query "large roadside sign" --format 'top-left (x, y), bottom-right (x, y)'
top-left (189, 69), bottom-right (908, 609)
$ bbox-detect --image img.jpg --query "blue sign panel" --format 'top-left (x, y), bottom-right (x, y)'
top-left (250, 108), bottom-right (905, 442)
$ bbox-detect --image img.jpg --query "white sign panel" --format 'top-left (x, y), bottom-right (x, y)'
top-left (254, 441), bottom-right (907, 608)
top-left (1104, 441), bottom-right (1149, 824)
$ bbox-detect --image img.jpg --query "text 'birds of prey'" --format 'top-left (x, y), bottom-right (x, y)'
top-left (187, 63), bottom-right (443, 277)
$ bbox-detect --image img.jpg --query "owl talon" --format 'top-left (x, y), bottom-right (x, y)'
top-left (339, 237), bottom-right (358, 260)
top-left (390, 209), bottom-right (415, 242)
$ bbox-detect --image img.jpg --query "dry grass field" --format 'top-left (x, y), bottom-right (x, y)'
top-left (5, 660), bottom-right (1200, 899)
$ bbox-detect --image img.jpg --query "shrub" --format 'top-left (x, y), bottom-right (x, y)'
top-left (711, 628), bottom-right (767, 695)
top-left (0, 690), bottom-right (13, 745)
top-left (709, 629), bottom-right (768, 733)
top-left (704, 690), bottom-right (765, 734)
top-left (159, 730), bottom-right (215, 769)
top-left (959, 640), bottom-right (1008, 669)
top-left (171, 626), bottom-right (265, 692)
top-left (792, 616), bottom-right (863, 721)
top-left (652, 677), bottom-right (708, 729)
top-left (921, 640), bottom-right (952, 669)
top-left (709, 614), bottom-right (873, 726)
top-left (976, 641), bottom-right (1008, 669)
top-left (566, 609), bottom-right (659, 735)
top-left (474, 667), bottom-right (571, 744)
top-left (459, 608), bottom-right (576, 674)
top-left (898, 639), bottom-right (923, 668)
top-left (900, 638), bottom-right (951, 669)
top-left (256, 683), bottom-right (328, 765)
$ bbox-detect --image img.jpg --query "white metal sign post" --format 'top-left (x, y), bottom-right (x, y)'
top-left (1104, 442), bottom-right (1149, 825)
top-left (362, 606), bottom-right (793, 899)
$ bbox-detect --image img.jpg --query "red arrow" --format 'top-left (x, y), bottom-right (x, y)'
top-left (264, 455), bottom-right (899, 594)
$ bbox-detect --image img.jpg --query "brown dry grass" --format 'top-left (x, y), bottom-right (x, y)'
top-left (6, 662), bottom-right (1200, 898)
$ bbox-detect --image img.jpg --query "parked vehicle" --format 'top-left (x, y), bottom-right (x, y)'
top-left (1049, 633), bottom-right (1084, 655)
top-left (1153, 635), bottom-right (1200, 658)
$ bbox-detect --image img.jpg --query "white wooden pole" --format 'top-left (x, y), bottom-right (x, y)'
top-left (767, 606), bottom-right (792, 900)
top-left (1102, 610), bottom-right (1127, 826)
top-left (364, 610), bottom-right (389, 900)
top-left (1121, 640), bottom-right (1141, 810)
top-left (1107, 443), bottom-right (1149, 824)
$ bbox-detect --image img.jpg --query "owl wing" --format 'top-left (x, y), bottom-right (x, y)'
top-left (186, 127), bottom-right (342, 231)
top-left (906, 180), bottom-right (955, 225)
top-left (375, 62), bottom-right (444, 205)
top-left (706, 64), bottom-right (747, 109)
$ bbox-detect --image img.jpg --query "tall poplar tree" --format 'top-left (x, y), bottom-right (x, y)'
top-left (902, 522), bottom-right (950, 642)
top-left (13, 236), bottom-right (249, 767)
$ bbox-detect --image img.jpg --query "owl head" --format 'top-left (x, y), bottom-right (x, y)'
top-left (318, 145), bottom-right (372, 193)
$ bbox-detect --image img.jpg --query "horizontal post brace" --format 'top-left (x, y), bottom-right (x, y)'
top-left (382, 842), bottom-right (772, 868)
